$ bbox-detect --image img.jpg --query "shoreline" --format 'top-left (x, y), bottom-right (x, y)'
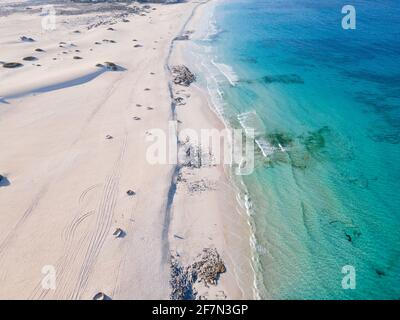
top-left (178, 0), bottom-right (262, 299)
top-left (168, 0), bottom-right (256, 299)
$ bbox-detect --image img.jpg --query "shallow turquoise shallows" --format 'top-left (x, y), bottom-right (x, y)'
top-left (192, 0), bottom-right (400, 299)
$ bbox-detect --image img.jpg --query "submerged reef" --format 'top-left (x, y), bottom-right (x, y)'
top-left (354, 92), bottom-right (400, 145)
top-left (259, 125), bottom-right (355, 171)
top-left (299, 126), bottom-right (330, 155)
top-left (262, 74), bottom-right (304, 84)
top-left (239, 74), bottom-right (304, 85)
top-left (267, 132), bottom-right (294, 148)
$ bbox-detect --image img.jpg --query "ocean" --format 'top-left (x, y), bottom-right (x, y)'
top-left (188, 0), bottom-right (400, 299)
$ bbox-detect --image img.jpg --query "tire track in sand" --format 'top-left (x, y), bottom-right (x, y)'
top-left (70, 134), bottom-right (127, 299)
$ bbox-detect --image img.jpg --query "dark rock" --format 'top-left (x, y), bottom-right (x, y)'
top-left (113, 228), bottom-right (125, 238)
top-left (3, 62), bottom-right (23, 68)
top-left (105, 135), bottom-right (113, 140)
top-left (174, 97), bottom-right (185, 106)
top-left (23, 56), bottom-right (37, 61)
top-left (73, 56), bottom-right (82, 60)
top-left (126, 190), bottom-right (136, 196)
top-left (20, 36), bottom-right (35, 42)
top-left (93, 292), bottom-right (111, 300)
top-left (174, 35), bottom-right (189, 41)
top-left (35, 48), bottom-right (45, 52)
top-left (0, 175), bottom-right (10, 187)
top-left (104, 61), bottom-right (118, 71)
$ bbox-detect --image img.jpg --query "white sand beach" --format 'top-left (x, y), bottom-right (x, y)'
top-left (0, 0), bottom-right (254, 300)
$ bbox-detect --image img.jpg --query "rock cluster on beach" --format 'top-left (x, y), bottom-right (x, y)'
top-left (173, 30), bottom-right (194, 41)
top-left (96, 61), bottom-right (119, 71)
top-left (172, 65), bottom-right (196, 87)
top-left (20, 35), bottom-right (34, 42)
top-left (170, 248), bottom-right (226, 300)
top-left (192, 248), bottom-right (226, 286)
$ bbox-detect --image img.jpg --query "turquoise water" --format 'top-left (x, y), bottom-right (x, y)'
top-left (193, 0), bottom-right (400, 299)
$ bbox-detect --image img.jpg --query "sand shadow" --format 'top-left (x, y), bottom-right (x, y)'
top-left (1, 66), bottom-right (126, 103)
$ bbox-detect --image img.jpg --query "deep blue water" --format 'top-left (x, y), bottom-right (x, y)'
top-left (194, 0), bottom-right (400, 299)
